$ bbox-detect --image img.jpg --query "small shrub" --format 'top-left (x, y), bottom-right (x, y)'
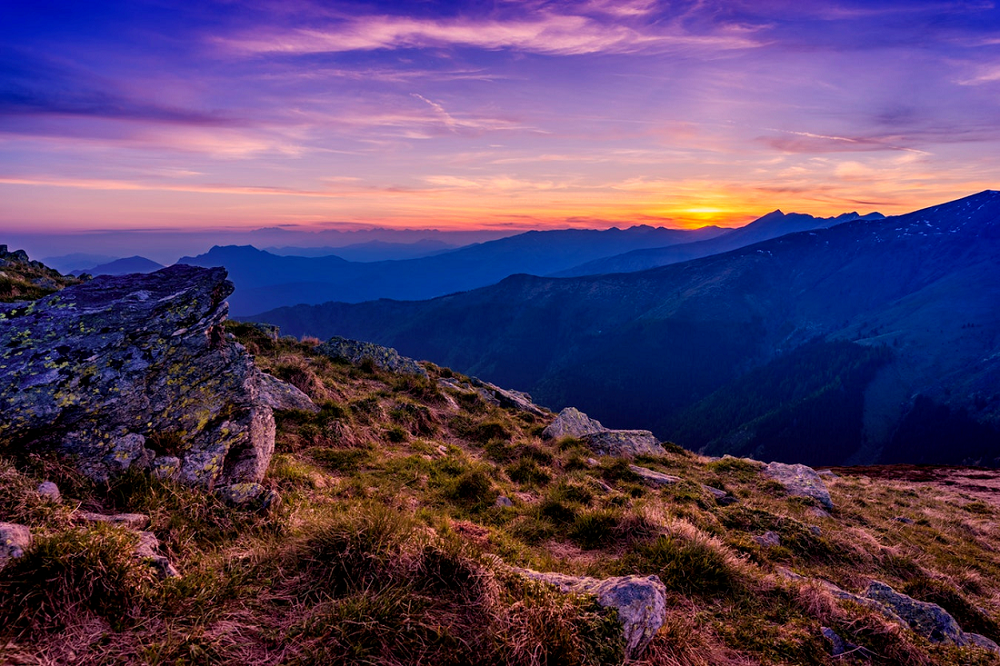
top-left (385, 425), bottom-right (408, 443)
top-left (484, 438), bottom-right (517, 462)
top-left (618, 533), bottom-right (737, 596)
top-left (540, 498), bottom-right (578, 525)
top-left (601, 458), bottom-right (639, 483)
top-left (0, 525), bottom-right (154, 636)
top-left (297, 502), bottom-right (412, 598)
top-left (568, 509), bottom-right (621, 550)
top-left (507, 459), bottom-right (551, 487)
top-left (444, 469), bottom-right (498, 508)
top-left (548, 480), bottom-right (593, 506)
top-left (310, 447), bottom-right (372, 472)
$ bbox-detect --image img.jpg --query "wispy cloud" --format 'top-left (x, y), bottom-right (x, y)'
top-left (219, 12), bottom-right (760, 57)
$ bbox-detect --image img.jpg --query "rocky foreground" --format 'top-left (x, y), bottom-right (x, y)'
top-left (2, 263), bottom-right (1000, 665)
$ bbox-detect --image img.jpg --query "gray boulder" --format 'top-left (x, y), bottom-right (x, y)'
top-left (754, 531), bottom-right (781, 548)
top-left (965, 633), bottom-right (1000, 654)
top-left (763, 462), bottom-right (834, 510)
top-left (513, 568), bottom-right (667, 659)
top-left (0, 522), bottom-right (31, 562)
top-left (583, 430), bottom-right (665, 458)
top-left (316, 336), bottom-right (427, 377)
top-left (470, 378), bottom-right (546, 416)
top-left (0, 265), bottom-right (297, 488)
top-left (542, 407), bottom-right (606, 440)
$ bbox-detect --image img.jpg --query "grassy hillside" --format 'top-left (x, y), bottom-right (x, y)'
top-left (3, 325), bottom-right (1000, 664)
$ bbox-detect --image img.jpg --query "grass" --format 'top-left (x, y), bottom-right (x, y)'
top-left (3, 326), bottom-right (1000, 664)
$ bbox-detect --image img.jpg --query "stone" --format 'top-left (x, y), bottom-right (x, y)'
top-left (583, 430), bottom-right (665, 458)
top-left (316, 336), bottom-right (427, 377)
top-left (820, 626), bottom-right (848, 656)
top-left (77, 511), bottom-right (150, 530)
top-left (862, 581), bottom-right (967, 645)
top-left (965, 633), bottom-right (1000, 654)
top-left (809, 525), bottom-right (822, 536)
top-left (754, 531), bottom-right (781, 548)
top-left (808, 507), bottom-right (832, 519)
top-left (894, 516), bottom-right (914, 524)
top-left (216, 482), bottom-right (279, 510)
top-left (135, 531), bottom-right (180, 578)
top-left (0, 522), bottom-right (32, 562)
top-left (0, 265), bottom-right (299, 488)
top-left (514, 568), bottom-right (667, 659)
top-left (36, 481), bottom-right (60, 502)
top-left (152, 456), bottom-right (181, 479)
top-left (542, 407), bottom-right (606, 440)
top-left (817, 469), bottom-right (839, 479)
top-left (495, 496), bottom-right (514, 508)
top-left (256, 371), bottom-right (319, 412)
top-left (470, 378), bottom-right (546, 416)
top-left (763, 462), bottom-right (834, 510)
top-left (701, 484), bottom-right (728, 499)
top-left (629, 465), bottom-right (681, 486)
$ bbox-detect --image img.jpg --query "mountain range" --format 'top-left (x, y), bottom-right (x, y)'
top-left (556, 210), bottom-right (884, 277)
top-left (70, 256), bottom-right (165, 276)
top-left (179, 225), bottom-right (726, 315)
top-left (249, 191), bottom-right (1000, 467)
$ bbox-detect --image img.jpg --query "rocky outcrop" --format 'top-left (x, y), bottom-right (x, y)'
top-left (0, 265), bottom-right (311, 489)
top-left (513, 567), bottom-right (667, 659)
top-left (763, 462), bottom-right (834, 510)
top-left (0, 522), bottom-right (31, 562)
top-left (135, 530), bottom-right (180, 578)
top-left (316, 336), bottom-right (427, 377)
top-left (542, 407), bottom-right (606, 439)
top-left (543, 407), bottom-right (665, 458)
top-left (257, 372), bottom-right (320, 413)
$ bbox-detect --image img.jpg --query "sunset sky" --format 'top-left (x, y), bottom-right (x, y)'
top-left (2, 0), bottom-right (999, 234)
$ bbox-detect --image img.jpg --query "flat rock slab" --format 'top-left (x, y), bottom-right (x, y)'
top-left (77, 512), bottom-right (150, 530)
top-left (0, 265), bottom-right (298, 487)
top-left (763, 462), bottom-right (834, 509)
top-left (630, 465), bottom-right (681, 486)
top-left (514, 567), bottom-right (666, 659)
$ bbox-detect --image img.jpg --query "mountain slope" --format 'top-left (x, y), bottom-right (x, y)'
top-left (251, 191), bottom-right (1000, 466)
top-left (180, 225), bottom-right (725, 316)
top-left (556, 210), bottom-right (884, 277)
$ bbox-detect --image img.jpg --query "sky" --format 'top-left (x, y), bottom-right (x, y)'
top-left (2, 0), bottom-right (1000, 237)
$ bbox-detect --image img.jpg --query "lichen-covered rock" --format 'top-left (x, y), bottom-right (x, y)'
top-left (0, 265), bottom-right (296, 488)
top-left (316, 336), bottom-right (427, 377)
top-left (629, 465), bottom-right (681, 486)
top-left (0, 245), bottom-right (83, 302)
top-left (583, 430), bottom-right (665, 458)
top-left (965, 633), bottom-right (1000, 654)
top-left (862, 581), bottom-right (967, 645)
top-left (513, 568), bottom-right (667, 658)
top-left (257, 371), bottom-right (319, 412)
top-left (763, 462), bottom-right (834, 510)
top-left (542, 407), bottom-right (606, 440)
top-left (0, 522), bottom-right (31, 562)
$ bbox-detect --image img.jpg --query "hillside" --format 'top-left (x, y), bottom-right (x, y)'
top-left (251, 191), bottom-right (1000, 466)
top-left (179, 225), bottom-right (725, 316)
top-left (0, 244), bottom-right (84, 302)
top-left (556, 210), bottom-right (885, 277)
top-left (4, 323), bottom-right (1000, 664)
